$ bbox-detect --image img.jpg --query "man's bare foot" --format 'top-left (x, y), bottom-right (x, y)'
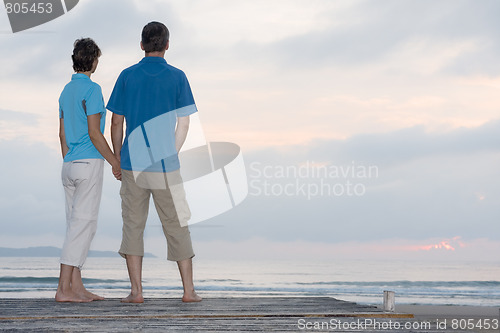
top-left (121, 292), bottom-right (144, 303)
top-left (55, 290), bottom-right (93, 303)
top-left (182, 291), bottom-right (202, 302)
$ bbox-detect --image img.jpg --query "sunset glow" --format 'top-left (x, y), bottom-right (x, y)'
top-left (411, 237), bottom-right (466, 252)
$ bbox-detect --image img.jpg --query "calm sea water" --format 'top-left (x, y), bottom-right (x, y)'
top-left (0, 257), bottom-right (499, 306)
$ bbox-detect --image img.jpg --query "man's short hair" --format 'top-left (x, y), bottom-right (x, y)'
top-left (72, 38), bottom-right (101, 72)
top-left (142, 21), bottom-right (169, 53)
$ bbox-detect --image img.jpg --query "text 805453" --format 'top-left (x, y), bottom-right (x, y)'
top-left (5, 2), bottom-right (53, 14)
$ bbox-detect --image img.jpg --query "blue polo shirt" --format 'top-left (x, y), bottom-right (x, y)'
top-left (106, 57), bottom-right (197, 172)
top-left (59, 74), bottom-right (106, 162)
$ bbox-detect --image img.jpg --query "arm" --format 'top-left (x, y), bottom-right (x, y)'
top-left (111, 113), bottom-right (124, 160)
top-left (88, 114), bottom-right (122, 180)
top-left (59, 117), bottom-right (69, 158)
top-left (175, 116), bottom-right (190, 152)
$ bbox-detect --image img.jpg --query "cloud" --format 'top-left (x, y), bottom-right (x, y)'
top-left (0, 0), bottom-right (192, 105)
top-left (0, 119), bottom-right (498, 264)
top-left (246, 119), bottom-right (500, 166)
top-left (2, 0), bottom-right (499, 151)
top-left (189, 120), bottom-right (500, 246)
top-left (0, 109), bottom-right (38, 126)
top-left (0, 139), bottom-right (122, 239)
top-left (191, 236), bottom-right (500, 262)
top-left (0, 109), bottom-right (46, 141)
top-left (0, 1), bottom-right (498, 263)
top-left (0, 139), bottom-right (63, 235)
top-left (257, 0), bottom-right (500, 75)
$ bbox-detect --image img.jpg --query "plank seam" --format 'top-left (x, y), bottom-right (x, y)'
top-left (0, 313), bottom-right (414, 321)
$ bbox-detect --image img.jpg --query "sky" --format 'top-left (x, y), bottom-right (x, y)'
top-left (0, 0), bottom-right (498, 262)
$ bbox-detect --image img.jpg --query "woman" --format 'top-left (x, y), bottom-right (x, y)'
top-left (55, 38), bottom-right (121, 302)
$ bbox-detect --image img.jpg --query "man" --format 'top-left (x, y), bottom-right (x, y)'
top-left (107, 21), bottom-right (201, 303)
top-left (56, 38), bottom-right (121, 302)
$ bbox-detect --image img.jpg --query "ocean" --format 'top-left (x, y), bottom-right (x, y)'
top-left (0, 257), bottom-right (499, 307)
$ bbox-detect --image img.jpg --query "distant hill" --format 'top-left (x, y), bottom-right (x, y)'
top-left (0, 246), bottom-right (156, 258)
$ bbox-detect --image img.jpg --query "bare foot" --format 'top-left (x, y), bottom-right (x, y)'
top-left (73, 289), bottom-right (105, 301)
top-left (182, 291), bottom-right (202, 303)
top-left (121, 293), bottom-right (144, 303)
top-left (55, 290), bottom-right (93, 303)
top-left (86, 291), bottom-right (105, 301)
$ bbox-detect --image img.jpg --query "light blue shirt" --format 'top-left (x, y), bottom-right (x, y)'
top-left (59, 73), bottom-right (106, 162)
top-left (107, 57), bottom-right (197, 172)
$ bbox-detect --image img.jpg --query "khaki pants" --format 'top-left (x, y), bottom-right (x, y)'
top-left (119, 169), bottom-right (194, 261)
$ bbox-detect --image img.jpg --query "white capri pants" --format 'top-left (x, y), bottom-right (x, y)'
top-left (60, 159), bottom-right (104, 270)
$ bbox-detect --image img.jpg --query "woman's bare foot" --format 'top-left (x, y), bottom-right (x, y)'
top-left (83, 290), bottom-right (104, 301)
top-left (85, 291), bottom-right (105, 301)
top-left (182, 290), bottom-right (202, 302)
top-left (73, 288), bottom-right (105, 301)
top-left (121, 292), bottom-right (144, 303)
top-left (55, 290), bottom-right (93, 303)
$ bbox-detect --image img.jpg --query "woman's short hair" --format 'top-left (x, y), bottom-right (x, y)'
top-left (72, 38), bottom-right (101, 72)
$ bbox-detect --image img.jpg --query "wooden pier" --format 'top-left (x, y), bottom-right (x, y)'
top-left (0, 296), bottom-right (474, 332)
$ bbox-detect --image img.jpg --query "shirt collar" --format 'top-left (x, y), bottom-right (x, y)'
top-left (140, 56), bottom-right (167, 64)
top-left (71, 73), bottom-right (91, 80)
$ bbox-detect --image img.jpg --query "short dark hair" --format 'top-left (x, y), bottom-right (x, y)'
top-left (142, 21), bottom-right (169, 53)
top-left (72, 38), bottom-right (101, 72)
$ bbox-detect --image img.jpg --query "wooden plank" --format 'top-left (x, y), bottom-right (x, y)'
top-left (7, 297), bottom-right (481, 333)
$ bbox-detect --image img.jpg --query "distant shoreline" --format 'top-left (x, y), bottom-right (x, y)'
top-left (0, 246), bottom-right (156, 258)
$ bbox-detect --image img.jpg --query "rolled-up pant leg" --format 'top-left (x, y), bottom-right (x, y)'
top-left (60, 159), bottom-right (104, 270)
top-left (152, 170), bottom-right (194, 262)
top-left (119, 170), bottom-right (151, 258)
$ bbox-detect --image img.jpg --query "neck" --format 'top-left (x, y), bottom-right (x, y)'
top-left (77, 71), bottom-right (92, 78)
top-left (145, 51), bottom-right (165, 58)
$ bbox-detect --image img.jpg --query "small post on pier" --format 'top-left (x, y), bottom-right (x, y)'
top-left (383, 290), bottom-right (395, 312)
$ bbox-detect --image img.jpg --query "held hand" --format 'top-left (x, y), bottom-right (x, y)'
top-left (112, 162), bottom-right (122, 181)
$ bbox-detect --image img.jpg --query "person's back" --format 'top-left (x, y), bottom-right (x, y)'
top-left (56, 38), bottom-right (120, 303)
top-left (59, 74), bottom-right (105, 162)
top-left (107, 57), bottom-right (196, 172)
top-left (107, 21), bottom-right (201, 303)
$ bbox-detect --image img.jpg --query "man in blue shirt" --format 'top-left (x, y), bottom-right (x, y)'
top-left (56, 38), bottom-right (121, 302)
top-left (108, 22), bottom-right (201, 303)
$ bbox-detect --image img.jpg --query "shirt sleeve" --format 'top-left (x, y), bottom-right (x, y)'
top-left (58, 91), bottom-right (64, 118)
top-left (106, 71), bottom-right (126, 115)
top-left (84, 84), bottom-right (106, 116)
top-left (176, 72), bottom-right (198, 117)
